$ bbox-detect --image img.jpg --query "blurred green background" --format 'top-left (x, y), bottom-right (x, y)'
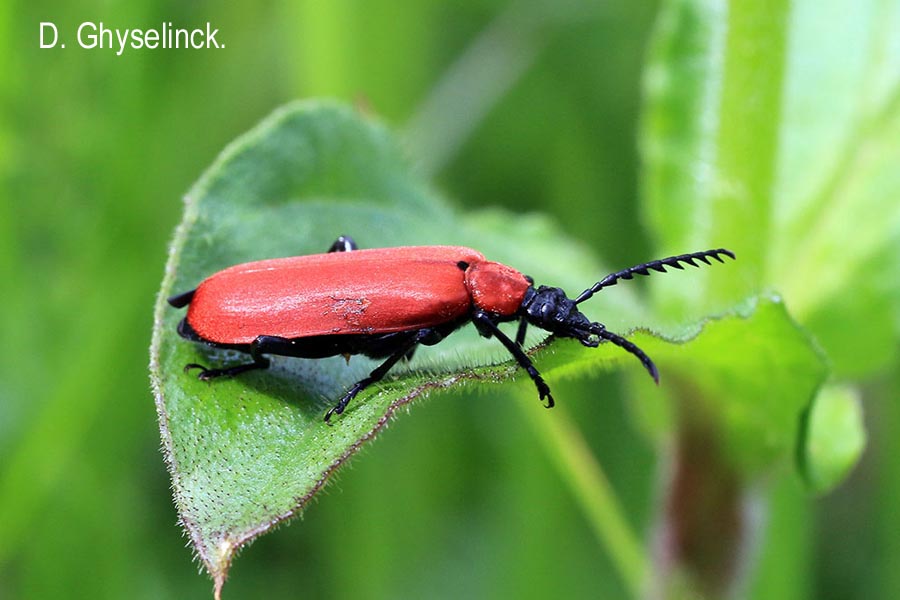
top-left (2, 1), bottom-right (898, 598)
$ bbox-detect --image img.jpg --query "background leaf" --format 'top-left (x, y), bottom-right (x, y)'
top-left (799, 384), bottom-right (866, 494)
top-left (630, 297), bottom-right (827, 474)
top-left (640, 0), bottom-right (899, 475)
top-left (635, 0), bottom-right (900, 595)
top-left (770, 0), bottom-right (900, 379)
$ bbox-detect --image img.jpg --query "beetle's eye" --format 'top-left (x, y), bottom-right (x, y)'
top-left (541, 302), bottom-right (553, 320)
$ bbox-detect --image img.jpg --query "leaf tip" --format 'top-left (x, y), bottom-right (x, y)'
top-left (799, 383), bottom-right (867, 494)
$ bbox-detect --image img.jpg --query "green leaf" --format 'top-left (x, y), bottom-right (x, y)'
top-left (634, 1), bottom-right (899, 594)
top-left (799, 384), bottom-right (866, 494)
top-left (640, 0), bottom-right (899, 492)
top-left (769, 0), bottom-right (900, 378)
top-left (642, 0), bottom-right (789, 316)
top-left (644, 0), bottom-right (900, 379)
top-left (149, 100), bottom-right (670, 590)
top-left (627, 296), bottom-right (827, 475)
top-left (639, 0), bottom-right (827, 479)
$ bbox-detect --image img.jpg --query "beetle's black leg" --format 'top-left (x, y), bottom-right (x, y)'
top-left (472, 311), bottom-right (554, 408)
top-left (185, 337), bottom-right (272, 380)
top-left (324, 329), bottom-right (431, 423)
top-left (515, 319), bottom-right (528, 347)
top-left (327, 235), bottom-right (358, 253)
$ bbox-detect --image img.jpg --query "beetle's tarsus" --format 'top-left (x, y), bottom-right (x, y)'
top-left (323, 403), bottom-right (342, 424)
top-left (534, 376), bottom-right (554, 408)
top-left (183, 358), bottom-right (269, 380)
top-left (184, 363), bottom-right (211, 377)
top-left (186, 364), bottom-right (229, 381)
top-left (541, 388), bottom-right (555, 409)
top-left (323, 392), bottom-right (353, 423)
top-left (325, 388), bottom-right (357, 423)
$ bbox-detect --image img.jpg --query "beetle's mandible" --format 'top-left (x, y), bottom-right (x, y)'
top-left (168, 236), bottom-right (735, 422)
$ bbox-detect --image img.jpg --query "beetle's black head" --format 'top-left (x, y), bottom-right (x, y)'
top-left (520, 286), bottom-right (597, 345)
top-left (516, 249), bottom-right (736, 385)
top-left (520, 285), bottom-right (659, 382)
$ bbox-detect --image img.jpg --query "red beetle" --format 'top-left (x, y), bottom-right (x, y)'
top-left (169, 236), bottom-right (734, 421)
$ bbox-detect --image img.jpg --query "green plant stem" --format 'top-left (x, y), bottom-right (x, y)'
top-left (404, 0), bottom-right (545, 177)
top-left (518, 395), bottom-right (647, 598)
top-left (404, 0), bottom-right (597, 177)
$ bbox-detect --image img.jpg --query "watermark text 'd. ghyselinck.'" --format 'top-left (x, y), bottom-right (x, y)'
top-left (40, 22), bottom-right (223, 56)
